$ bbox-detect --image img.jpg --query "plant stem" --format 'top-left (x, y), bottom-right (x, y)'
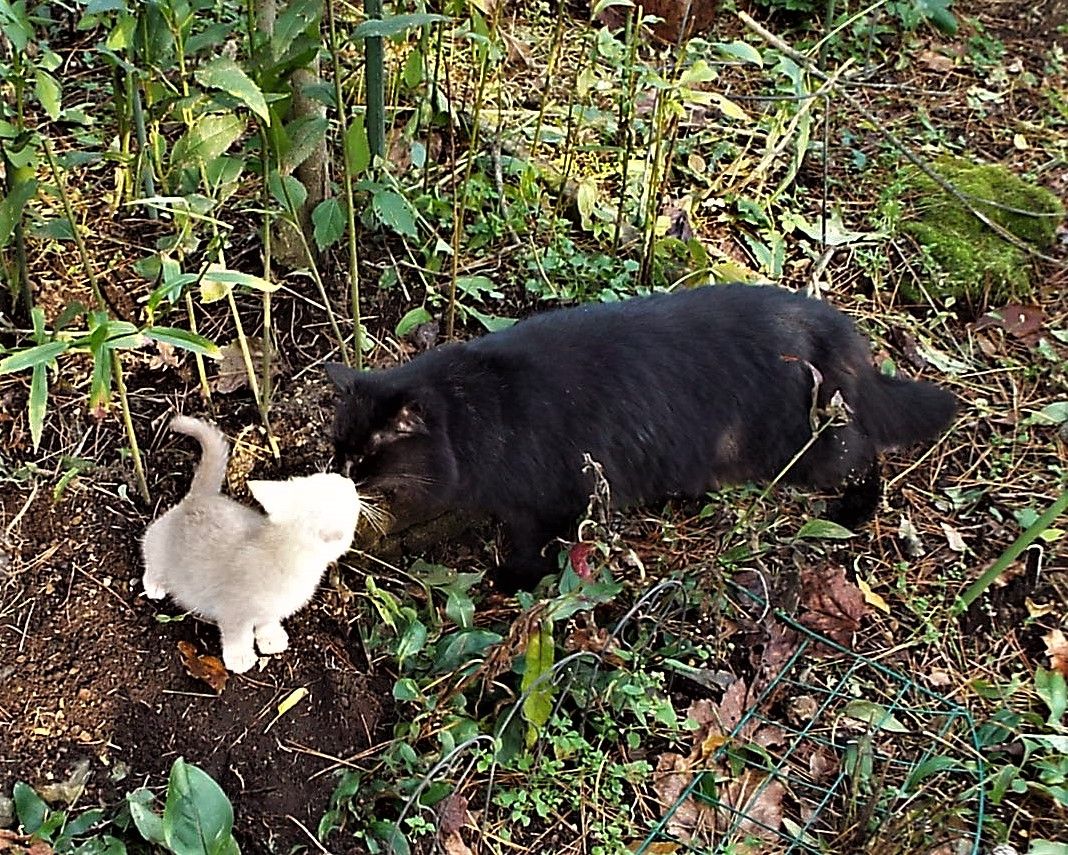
top-left (328, 0), bottom-right (363, 368)
top-left (42, 137), bottom-right (151, 501)
top-left (953, 489), bottom-right (1068, 616)
top-left (184, 291), bottom-right (212, 401)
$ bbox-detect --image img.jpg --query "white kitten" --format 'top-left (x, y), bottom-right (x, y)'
top-left (142, 415), bottom-right (361, 673)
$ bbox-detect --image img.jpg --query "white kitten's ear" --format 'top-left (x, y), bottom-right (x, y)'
top-left (248, 480), bottom-right (295, 519)
top-left (325, 362), bottom-right (360, 392)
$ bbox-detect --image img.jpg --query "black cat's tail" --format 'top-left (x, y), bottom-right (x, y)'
top-left (169, 415), bottom-right (230, 497)
top-left (856, 373), bottom-right (957, 450)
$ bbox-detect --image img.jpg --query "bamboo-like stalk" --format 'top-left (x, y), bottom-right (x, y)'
top-left (364, 0), bottom-right (386, 160)
top-left (328, 0), bottom-right (363, 368)
top-left (42, 138), bottom-right (150, 502)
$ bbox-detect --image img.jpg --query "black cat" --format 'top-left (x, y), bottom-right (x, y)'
top-left (327, 284), bottom-right (956, 591)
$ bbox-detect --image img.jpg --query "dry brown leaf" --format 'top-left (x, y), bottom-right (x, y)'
top-left (1044, 629), bottom-right (1068, 677)
top-left (211, 338), bottom-right (279, 394)
top-left (941, 522), bottom-right (967, 553)
top-left (652, 751), bottom-right (717, 842)
top-left (718, 769), bottom-right (786, 841)
top-left (628, 843), bottom-right (681, 853)
top-left (594, 0), bottom-right (717, 43)
top-left (918, 49), bottom-right (955, 71)
top-left (975, 304), bottom-right (1046, 346)
top-left (760, 623), bottom-right (801, 679)
top-left (808, 746), bottom-right (837, 782)
top-left (178, 640), bottom-right (229, 693)
top-left (0, 830), bottom-right (54, 854)
top-left (799, 565), bottom-right (870, 646)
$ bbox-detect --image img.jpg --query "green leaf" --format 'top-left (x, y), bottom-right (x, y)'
top-left (465, 305), bottom-right (515, 332)
top-left (392, 678), bottom-right (422, 702)
top-left (13, 781), bottom-right (49, 834)
top-left (1035, 667), bottom-right (1067, 726)
top-left (353, 13), bottom-right (447, 39)
top-left (395, 307), bottom-right (432, 338)
top-left (170, 114), bottom-right (245, 171)
top-left (445, 588), bottom-right (474, 629)
top-left (796, 518), bottom-right (855, 540)
top-left (0, 341), bottom-right (68, 374)
top-left (29, 363), bottom-right (47, 451)
top-left (396, 619), bottom-right (428, 664)
top-left (1035, 401), bottom-right (1068, 426)
top-left (714, 40), bottom-right (763, 66)
top-left (521, 619), bottom-right (555, 747)
top-left (842, 700), bottom-right (909, 733)
top-left (915, 0), bottom-right (957, 33)
top-left (0, 178), bottom-right (38, 248)
top-left (281, 116), bottom-right (328, 173)
top-left (371, 189), bottom-right (417, 238)
top-left (127, 789), bottom-right (165, 844)
top-left (162, 758), bottom-right (237, 855)
top-left (271, 0), bottom-right (322, 60)
top-left (35, 69), bottom-right (62, 119)
top-left (343, 114), bottom-right (370, 176)
top-left (903, 755), bottom-right (960, 791)
top-left (311, 197), bottom-right (345, 250)
top-left (268, 171), bottom-right (308, 214)
top-left (576, 176), bottom-right (597, 231)
top-left (144, 327), bottom-right (221, 358)
top-left (195, 57), bottom-right (270, 124)
top-left (63, 807), bottom-right (105, 837)
top-left (432, 629), bottom-right (502, 673)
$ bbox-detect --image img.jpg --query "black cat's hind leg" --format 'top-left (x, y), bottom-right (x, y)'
top-left (494, 511), bottom-right (575, 594)
top-left (825, 463), bottom-right (882, 530)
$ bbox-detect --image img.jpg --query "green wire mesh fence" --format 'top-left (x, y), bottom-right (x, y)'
top-left (637, 581), bottom-right (986, 855)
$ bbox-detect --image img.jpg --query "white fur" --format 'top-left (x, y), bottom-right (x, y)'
top-left (141, 418), bottom-right (361, 673)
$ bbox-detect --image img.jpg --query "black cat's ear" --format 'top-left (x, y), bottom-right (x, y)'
top-left (325, 362), bottom-right (360, 392)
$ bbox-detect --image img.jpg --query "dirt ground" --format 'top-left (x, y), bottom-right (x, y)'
top-left (1, 1), bottom-right (1067, 852)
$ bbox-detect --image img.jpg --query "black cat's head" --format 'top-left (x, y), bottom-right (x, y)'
top-left (325, 362), bottom-right (438, 497)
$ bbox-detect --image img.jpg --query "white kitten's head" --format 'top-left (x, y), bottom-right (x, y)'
top-left (248, 473), bottom-right (361, 559)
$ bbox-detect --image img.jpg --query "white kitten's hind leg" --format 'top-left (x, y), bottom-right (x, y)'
top-left (220, 621), bottom-right (258, 673)
top-left (255, 621), bottom-right (289, 655)
top-left (141, 571), bottom-right (167, 600)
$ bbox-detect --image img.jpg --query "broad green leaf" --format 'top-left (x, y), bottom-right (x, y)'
top-left (711, 92), bottom-right (750, 122)
top-left (127, 789), bottom-right (165, 844)
top-left (445, 588), bottom-right (474, 629)
top-left (343, 114), bottom-right (370, 176)
top-left (521, 619), bottom-right (555, 747)
top-left (715, 40), bottom-right (763, 66)
top-left (402, 48), bottom-right (423, 89)
top-left (576, 176), bottom-right (598, 231)
top-left (0, 0), bottom-right (33, 51)
top-left (432, 629), bottom-right (502, 673)
top-left (195, 57), bottom-right (270, 124)
top-left (915, 0), bottom-right (958, 34)
top-left (353, 13), bottom-right (447, 39)
top-left (465, 305), bottom-right (516, 332)
top-left (162, 758), bottom-right (237, 855)
top-left (13, 781), bottom-right (49, 833)
top-left (311, 197), bottom-right (345, 250)
top-left (1035, 666), bottom-right (1067, 726)
top-left (29, 363), bottom-right (46, 450)
top-left (392, 678), bottom-right (422, 701)
top-left (396, 619), bottom-right (427, 663)
top-left (371, 189), bottom-right (417, 238)
top-left (144, 327), bottom-right (221, 358)
top-left (395, 306), bottom-right (432, 338)
top-left (281, 116), bottom-right (328, 173)
top-left (0, 177), bottom-right (38, 248)
top-left (677, 59), bottom-right (716, 87)
top-left (0, 341), bottom-right (68, 374)
top-left (796, 518), bottom-right (855, 540)
top-left (170, 114), bottom-right (245, 171)
top-left (63, 807), bottom-right (105, 837)
top-left (268, 171), bottom-right (308, 214)
top-left (1035, 401), bottom-right (1068, 425)
top-left (271, 0), bottom-right (322, 60)
top-left (84, 0), bottom-right (127, 13)
top-left (842, 700), bottom-right (909, 733)
top-left (34, 69), bottom-right (62, 119)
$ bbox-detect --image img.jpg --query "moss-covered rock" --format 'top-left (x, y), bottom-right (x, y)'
top-left (882, 156), bottom-right (1063, 304)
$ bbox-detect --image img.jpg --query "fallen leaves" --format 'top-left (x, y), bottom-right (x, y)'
top-left (798, 565), bottom-right (871, 647)
top-left (652, 684), bottom-right (787, 849)
top-left (1044, 629), bottom-right (1068, 678)
top-left (0, 830), bottom-right (54, 854)
top-left (178, 641), bottom-right (229, 693)
top-left (975, 303), bottom-right (1046, 347)
top-left (438, 793), bottom-right (474, 855)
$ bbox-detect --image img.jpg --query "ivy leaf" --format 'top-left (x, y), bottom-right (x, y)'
top-left (521, 619), bottom-right (555, 747)
top-left (395, 306), bottom-right (432, 338)
top-left (195, 57), bottom-right (270, 124)
top-left (311, 197), bottom-right (345, 250)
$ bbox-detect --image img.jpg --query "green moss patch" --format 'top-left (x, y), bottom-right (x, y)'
top-left (884, 156), bottom-right (1063, 304)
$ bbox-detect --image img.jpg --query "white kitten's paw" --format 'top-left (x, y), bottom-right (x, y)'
top-left (222, 644), bottom-right (259, 674)
top-left (142, 576), bottom-right (167, 599)
top-left (256, 623), bottom-right (289, 655)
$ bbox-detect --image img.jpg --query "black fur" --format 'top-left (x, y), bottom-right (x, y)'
top-left (327, 285), bottom-right (956, 590)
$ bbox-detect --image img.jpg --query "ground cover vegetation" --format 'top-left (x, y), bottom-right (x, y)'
top-left (0, 0), bottom-right (1066, 852)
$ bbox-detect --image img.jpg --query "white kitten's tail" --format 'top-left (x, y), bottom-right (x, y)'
top-left (170, 415), bottom-right (230, 497)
